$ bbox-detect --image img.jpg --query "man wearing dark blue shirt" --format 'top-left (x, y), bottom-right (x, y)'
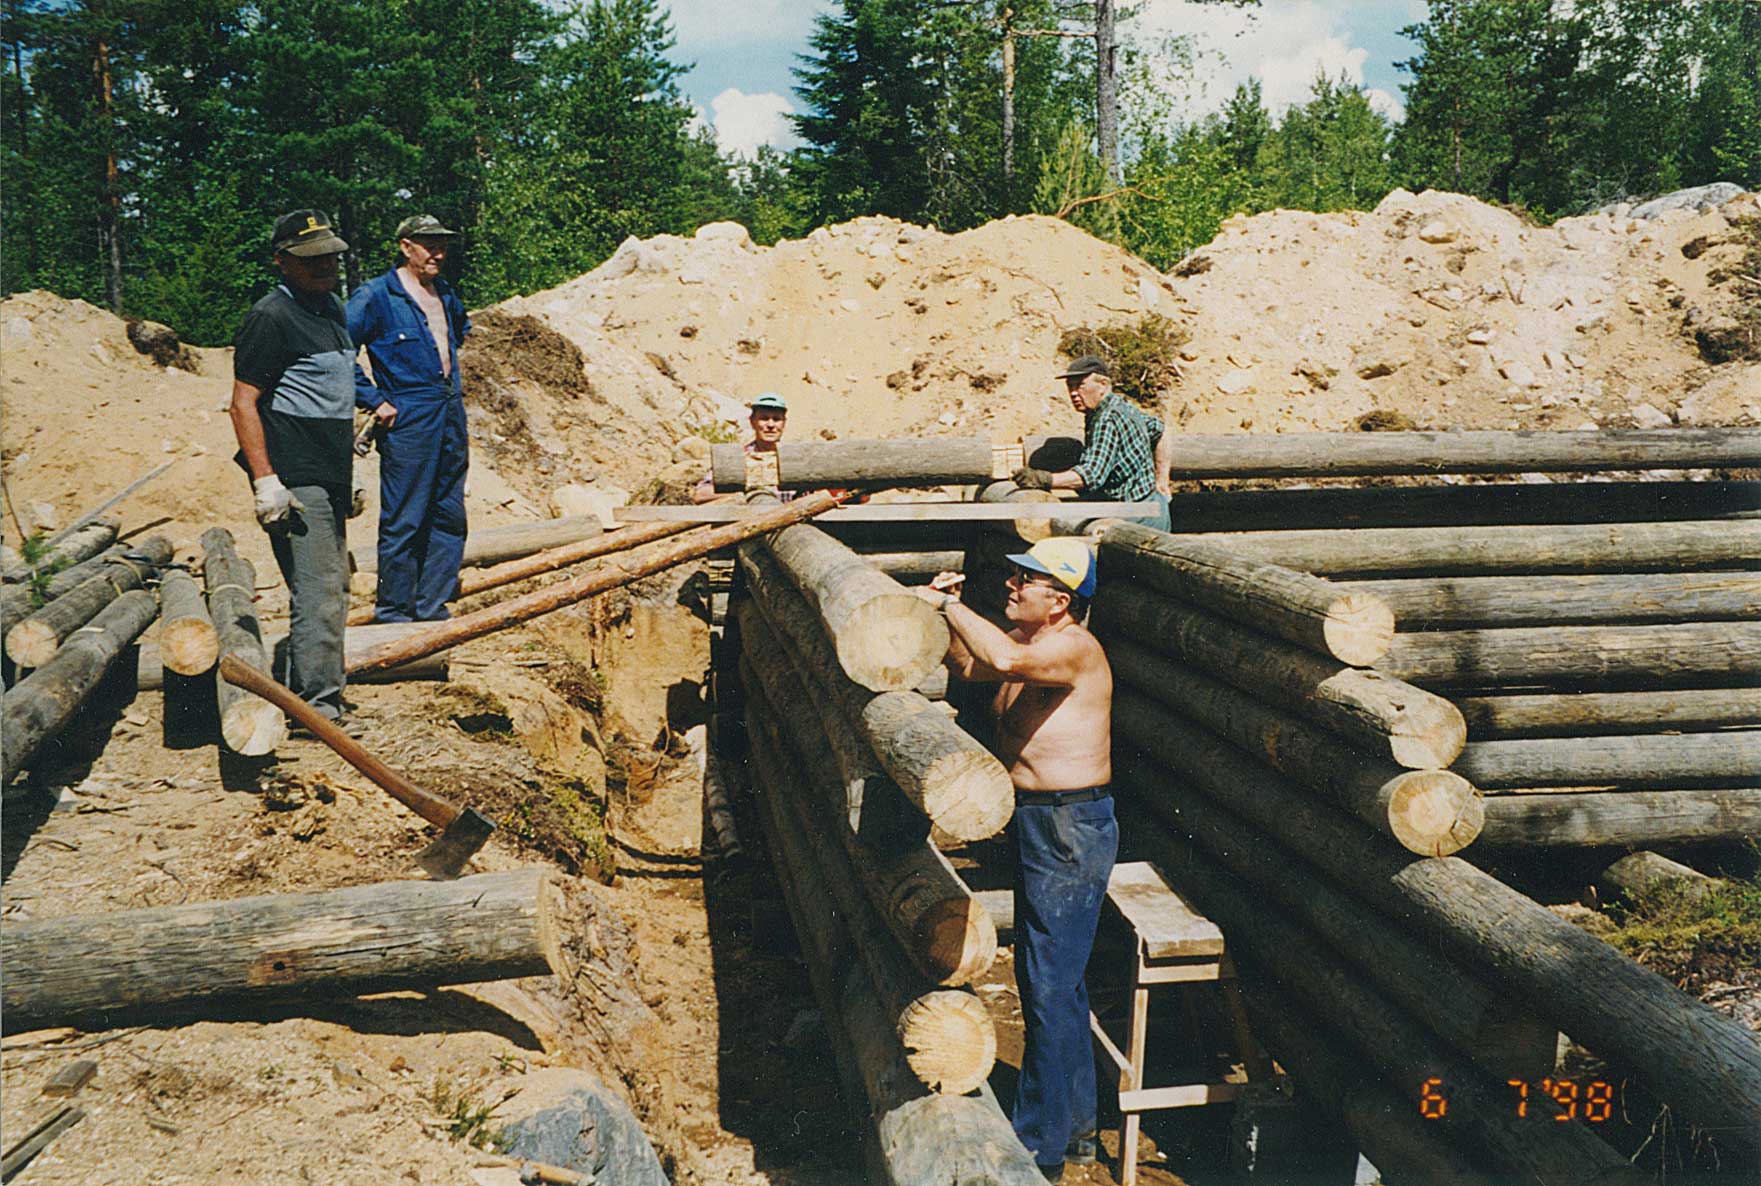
top-left (348, 214), bottom-right (472, 623)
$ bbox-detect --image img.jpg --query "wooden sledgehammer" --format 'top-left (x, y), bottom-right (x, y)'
top-left (217, 655), bottom-right (496, 877)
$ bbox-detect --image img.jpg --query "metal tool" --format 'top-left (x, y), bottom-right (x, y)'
top-left (352, 418), bottom-right (383, 457)
top-left (217, 656), bottom-right (496, 877)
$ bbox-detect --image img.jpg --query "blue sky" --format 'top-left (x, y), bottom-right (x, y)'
top-left (666, 0), bottom-right (1432, 157)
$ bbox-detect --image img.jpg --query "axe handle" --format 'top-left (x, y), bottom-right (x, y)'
top-left (218, 655), bottom-right (461, 829)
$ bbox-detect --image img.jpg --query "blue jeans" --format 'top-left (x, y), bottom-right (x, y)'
top-left (1133, 491), bottom-right (1171, 532)
top-left (1013, 794), bottom-right (1119, 1167)
top-left (375, 394), bottom-right (468, 622)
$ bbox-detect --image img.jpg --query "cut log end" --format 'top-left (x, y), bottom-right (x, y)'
top-left (836, 597), bottom-right (949, 692)
top-left (221, 698), bottom-right (287, 756)
top-left (918, 751), bottom-right (1015, 843)
top-left (898, 990), bottom-right (999, 1095)
top-left (1322, 592), bottom-right (1396, 666)
top-left (160, 619), bottom-right (221, 676)
top-left (5, 621), bottom-right (58, 668)
top-left (531, 870), bottom-right (565, 978)
top-left (917, 900), bottom-right (1000, 987)
top-left (1379, 682), bottom-right (1470, 770)
top-left (1385, 770), bottom-right (1485, 857)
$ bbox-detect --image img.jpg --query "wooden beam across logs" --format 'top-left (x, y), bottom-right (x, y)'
top-left (1093, 520), bottom-right (1395, 665)
top-left (1113, 673), bottom-right (1483, 857)
top-left (201, 527), bottom-right (284, 756)
top-left (739, 547), bottom-right (1011, 841)
top-left (1455, 733), bottom-right (1761, 790)
top-left (1029, 427), bottom-right (1761, 479)
top-left (759, 507), bottom-right (949, 693)
top-left (4, 536), bottom-right (172, 668)
top-left (1091, 584), bottom-right (1465, 768)
top-left (157, 567), bottom-right (219, 675)
top-left (711, 436), bottom-right (1009, 492)
top-left (1161, 520), bottom-right (1761, 578)
top-left (617, 502), bottom-right (1148, 523)
top-left (0, 869), bottom-right (561, 1032)
top-left (0, 588), bottom-right (159, 788)
top-left (1377, 622), bottom-right (1761, 689)
top-left (1478, 789), bottom-right (1761, 848)
top-left (1123, 803), bottom-right (1643, 1186)
top-left (735, 637), bottom-right (996, 987)
top-left (746, 691), bottom-right (996, 1095)
top-left (1455, 689), bottom-right (1761, 739)
top-left (974, 479), bottom-right (1059, 545)
top-left (1112, 757), bottom-right (1554, 1080)
top-left (0, 521), bottom-right (118, 584)
top-left (1345, 571), bottom-right (1761, 629)
top-left (349, 515), bottom-right (603, 574)
top-left (1110, 699), bottom-right (1761, 1165)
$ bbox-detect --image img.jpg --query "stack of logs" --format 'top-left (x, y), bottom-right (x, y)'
top-left (730, 506), bottom-right (1048, 1185)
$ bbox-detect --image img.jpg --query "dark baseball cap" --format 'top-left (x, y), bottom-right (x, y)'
top-left (1058, 355), bottom-right (1111, 380)
top-left (272, 209), bottom-right (348, 256)
top-left (396, 213), bottom-right (459, 240)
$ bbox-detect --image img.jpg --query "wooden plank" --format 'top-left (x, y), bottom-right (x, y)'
top-left (617, 501), bottom-right (1149, 523)
top-left (1118, 1083), bottom-right (1239, 1111)
top-left (40, 1060), bottom-right (96, 1098)
top-left (1107, 861), bottom-right (1224, 959)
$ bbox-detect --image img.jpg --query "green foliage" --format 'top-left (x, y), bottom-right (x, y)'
top-left (1601, 866), bottom-right (1761, 980)
top-left (428, 1075), bottom-right (510, 1151)
top-left (1057, 314), bottom-right (1189, 403)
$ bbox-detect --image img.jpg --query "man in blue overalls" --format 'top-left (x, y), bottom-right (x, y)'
top-left (347, 214), bottom-right (472, 622)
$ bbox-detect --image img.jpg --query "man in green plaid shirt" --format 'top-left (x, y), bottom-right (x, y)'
top-left (1013, 356), bottom-right (1173, 531)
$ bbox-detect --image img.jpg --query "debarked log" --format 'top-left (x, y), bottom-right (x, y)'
top-left (1345, 571), bottom-right (1761, 629)
top-left (4, 536), bottom-right (170, 667)
top-left (1455, 688), bottom-right (1761, 739)
top-left (202, 527), bottom-right (284, 756)
top-left (1113, 667), bottom-right (1483, 856)
top-left (1, 588), bottom-right (159, 787)
top-left (157, 566), bottom-right (219, 675)
top-left (1093, 520), bottom-right (1394, 665)
top-left (138, 623), bottom-right (450, 691)
top-left (1111, 698), bottom-right (1761, 1165)
top-left (1168, 521), bottom-right (1761, 578)
top-left (1477, 789), bottom-right (1761, 848)
top-left (1454, 733), bottom-right (1760, 789)
top-left (712, 437), bottom-right (999, 492)
top-left (0, 521), bottom-right (118, 585)
top-left (1377, 622), bottom-right (1761, 689)
top-left (0, 868), bottom-right (562, 1032)
top-left (350, 515), bottom-right (604, 574)
top-left (1092, 584), bottom-right (1464, 768)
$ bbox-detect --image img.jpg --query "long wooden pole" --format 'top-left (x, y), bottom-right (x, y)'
top-left (1456, 733), bottom-right (1760, 790)
top-left (711, 437), bottom-right (997, 491)
top-left (1478, 789), bottom-right (1761, 848)
top-left (349, 514), bottom-right (604, 574)
top-left (349, 491), bottom-right (844, 675)
top-left (1346, 571), bottom-right (1761, 628)
top-left (345, 520), bottom-right (694, 626)
top-left (1377, 621), bottom-right (1761, 688)
top-left (1455, 689), bottom-right (1761, 739)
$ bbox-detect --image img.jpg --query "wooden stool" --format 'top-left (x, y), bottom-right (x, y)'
top-left (1089, 861), bottom-right (1267, 1186)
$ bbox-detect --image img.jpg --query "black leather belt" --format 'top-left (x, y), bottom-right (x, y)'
top-left (1015, 786), bottom-right (1111, 807)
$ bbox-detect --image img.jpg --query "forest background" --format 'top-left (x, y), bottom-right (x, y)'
top-left (3, 0), bottom-right (1758, 347)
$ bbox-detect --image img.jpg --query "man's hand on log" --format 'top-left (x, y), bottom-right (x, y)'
top-left (913, 571), bottom-right (965, 610)
top-left (1011, 467), bottom-right (1053, 491)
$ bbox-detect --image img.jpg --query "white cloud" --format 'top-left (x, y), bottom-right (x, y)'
top-left (710, 88), bottom-right (798, 158)
top-left (1365, 86), bottom-right (1406, 122)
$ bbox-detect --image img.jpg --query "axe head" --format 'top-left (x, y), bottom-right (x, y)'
top-left (414, 807), bottom-right (497, 879)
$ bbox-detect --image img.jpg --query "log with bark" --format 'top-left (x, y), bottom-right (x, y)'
top-left (1123, 806), bottom-right (1643, 1186)
top-left (1478, 789), bottom-right (1761, 848)
top-left (747, 695), bottom-right (996, 1094)
top-left (739, 547), bottom-right (1012, 841)
top-left (0, 521), bottom-right (118, 584)
top-left (1377, 622), bottom-right (1761, 689)
top-left (1157, 479), bottom-right (1761, 534)
top-left (1111, 699), bottom-right (1761, 1164)
top-left (157, 567), bottom-right (219, 675)
top-left (0, 869), bottom-right (561, 1032)
top-left (201, 527), bottom-right (283, 755)
top-left (1, 539), bottom-right (167, 643)
top-left (712, 436), bottom-right (1001, 492)
top-left (349, 514), bottom-right (604, 574)
top-left (1455, 688), bottom-right (1761, 739)
top-left (349, 491), bottom-right (845, 676)
top-left (1455, 733), bottom-right (1760, 790)
top-left (1113, 671), bottom-right (1483, 857)
top-left (1091, 584), bottom-right (1464, 768)
top-left (3, 536), bottom-right (171, 668)
top-left (1112, 757), bottom-right (1556, 1081)
top-left (760, 511), bottom-right (949, 692)
top-left (974, 479), bottom-right (1060, 545)
top-left (1092, 520), bottom-right (1395, 664)
top-left (346, 520), bottom-right (695, 626)
top-left (737, 645), bottom-right (996, 987)
top-left (1, 588), bottom-right (159, 787)
top-left (1597, 852), bottom-right (1722, 906)
top-left (1345, 571), bottom-right (1761, 629)
top-left (1091, 427), bottom-right (1761, 479)
top-left (138, 623), bottom-right (450, 690)
top-left (1165, 521), bottom-right (1760, 577)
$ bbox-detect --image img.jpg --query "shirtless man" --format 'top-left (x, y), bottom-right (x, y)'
top-left (919, 537), bottom-right (1116, 1182)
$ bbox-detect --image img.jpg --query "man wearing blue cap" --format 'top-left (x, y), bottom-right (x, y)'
top-left (693, 393), bottom-right (791, 503)
top-left (918, 539), bottom-right (1116, 1182)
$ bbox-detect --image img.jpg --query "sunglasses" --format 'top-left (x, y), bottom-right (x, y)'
top-left (1010, 564), bottom-right (1061, 588)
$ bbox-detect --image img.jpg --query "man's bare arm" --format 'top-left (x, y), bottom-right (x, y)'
top-left (1154, 424), bottom-right (1173, 496)
top-left (229, 379), bottom-right (274, 480)
top-left (942, 600), bottom-right (1088, 686)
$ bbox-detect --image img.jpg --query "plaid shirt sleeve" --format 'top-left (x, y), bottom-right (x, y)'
top-left (1074, 396), bottom-right (1160, 500)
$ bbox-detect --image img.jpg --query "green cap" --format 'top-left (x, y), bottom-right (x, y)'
top-left (396, 213), bottom-right (459, 240)
top-left (272, 209), bottom-right (348, 257)
top-left (749, 393), bottom-right (788, 412)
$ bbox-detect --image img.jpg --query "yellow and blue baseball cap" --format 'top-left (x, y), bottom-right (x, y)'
top-left (1007, 538), bottom-right (1097, 599)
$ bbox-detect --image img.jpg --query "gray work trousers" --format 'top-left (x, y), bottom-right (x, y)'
top-left (266, 482), bottom-right (349, 719)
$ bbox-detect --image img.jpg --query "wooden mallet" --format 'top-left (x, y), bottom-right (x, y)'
top-left (217, 656), bottom-right (496, 877)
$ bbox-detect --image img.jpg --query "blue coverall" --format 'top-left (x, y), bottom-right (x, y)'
top-left (347, 270), bottom-right (472, 622)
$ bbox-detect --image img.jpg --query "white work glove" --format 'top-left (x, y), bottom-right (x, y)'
top-left (349, 474), bottom-right (366, 519)
top-left (253, 474), bottom-right (305, 529)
